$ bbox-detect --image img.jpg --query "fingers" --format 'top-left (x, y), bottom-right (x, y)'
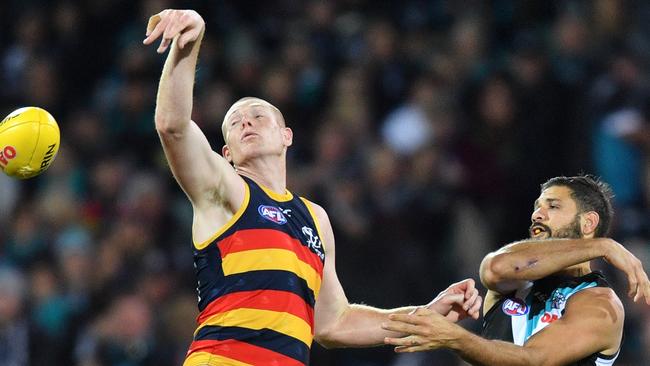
top-left (389, 313), bottom-right (438, 325)
top-left (394, 345), bottom-right (432, 353)
top-left (468, 295), bottom-right (483, 319)
top-left (448, 278), bottom-right (475, 294)
top-left (162, 12), bottom-right (186, 42)
top-left (386, 314), bottom-right (424, 327)
top-left (462, 278), bottom-right (476, 298)
top-left (382, 315), bottom-right (433, 337)
top-left (385, 338), bottom-right (437, 353)
top-left (633, 265), bottom-right (650, 304)
top-left (143, 12), bottom-right (169, 45)
top-left (146, 13), bottom-right (161, 36)
top-left (463, 288), bottom-right (479, 310)
top-left (626, 264), bottom-right (639, 298)
top-left (143, 10), bottom-right (203, 53)
top-left (456, 286), bottom-right (481, 320)
top-left (178, 27), bottom-right (201, 49)
top-left (156, 11), bottom-right (180, 53)
top-left (628, 268), bottom-right (639, 299)
top-left (441, 294), bottom-right (465, 307)
top-left (382, 321), bottom-right (421, 336)
top-left (384, 335), bottom-right (422, 347)
top-left (642, 277), bottom-right (650, 305)
top-left (159, 37), bottom-right (175, 53)
top-left (412, 307), bottom-right (434, 316)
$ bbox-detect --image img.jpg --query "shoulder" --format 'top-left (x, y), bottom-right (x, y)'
top-left (300, 198), bottom-right (335, 252)
top-left (569, 286), bottom-right (623, 308)
top-left (565, 286), bottom-right (624, 326)
top-left (300, 198), bottom-right (331, 227)
top-left (563, 286), bottom-right (624, 355)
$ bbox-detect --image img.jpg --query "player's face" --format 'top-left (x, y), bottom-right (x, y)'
top-left (222, 100), bottom-right (292, 165)
top-left (530, 185), bottom-right (583, 239)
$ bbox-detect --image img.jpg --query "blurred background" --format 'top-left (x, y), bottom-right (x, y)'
top-left (1, 0), bottom-right (650, 365)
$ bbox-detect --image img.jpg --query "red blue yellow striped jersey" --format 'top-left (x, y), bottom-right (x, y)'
top-left (186, 176), bottom-right (326, 366)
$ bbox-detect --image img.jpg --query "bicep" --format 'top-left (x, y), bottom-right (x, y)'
top-left (309, 203), bottom-right (349, 335)
top-left (159, 120), bottom-right (242, 208)
top-left (523, 288), bottom-right (623, 365)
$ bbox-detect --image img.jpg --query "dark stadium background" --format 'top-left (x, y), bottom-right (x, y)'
top-left (1, 0), bottom-right (649, 365)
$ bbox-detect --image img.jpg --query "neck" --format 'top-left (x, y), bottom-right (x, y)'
top-left (235, 155), bottom-right (287, 193)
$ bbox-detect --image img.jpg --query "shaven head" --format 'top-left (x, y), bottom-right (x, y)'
top-left (221, 97), bottom-right (286, 141)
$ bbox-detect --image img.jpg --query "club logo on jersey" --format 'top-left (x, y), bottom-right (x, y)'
top-left (550, 290), bottom-right (566, 310)
top-left (302, 226), bottom-right (325, 260)
top-left (502, 297), bottom-right (529, 316)
top-left (258, 205), bottom-right (287, 225)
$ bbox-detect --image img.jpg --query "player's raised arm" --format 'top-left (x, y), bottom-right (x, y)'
top-left (143, 9), bottom-right (242, 211)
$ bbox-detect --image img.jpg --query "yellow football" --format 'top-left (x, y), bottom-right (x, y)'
top-left (0, 107), bottom-right (60, 179)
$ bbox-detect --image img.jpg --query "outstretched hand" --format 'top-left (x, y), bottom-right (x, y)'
top-left (143, 9), bottom-right (205, 53)
top-left (424, 278), bottom-right (482, 322)
top-left (383, 308), bottom-right (459, 353)
top-left (603, 239), bottom-right (650, 304)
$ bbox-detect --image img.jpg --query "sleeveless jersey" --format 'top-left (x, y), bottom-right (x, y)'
top-left (481, 271), bottom-right (619, 366)
top-left (186, 176), bottom-right (326, 366)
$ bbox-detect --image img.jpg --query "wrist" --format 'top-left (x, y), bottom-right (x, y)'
top-left (593, 237), bottom-right (611, 259)
top-left (426, 299), bottom-right (442, 313)
top-left (445, 324), bottom-right (470, 351)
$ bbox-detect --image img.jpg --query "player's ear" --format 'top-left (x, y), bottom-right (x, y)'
top-left (282, 127), bottom-right (293, 147)
top-left (222, 145), bottom-right (232, 163)
top-left (580, 211), bottom-right (600, 237)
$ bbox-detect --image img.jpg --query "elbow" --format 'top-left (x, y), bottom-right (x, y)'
top-left (480, 254), bottom-right (510, 289)
top-left (314, 328), bottom-right (341, 349)
top-left (313, 310), bottom-right (349, 349)
top-left (154, 115), bottom-right (174, 134)
top-left (155, 115), bottom-right (186, 137)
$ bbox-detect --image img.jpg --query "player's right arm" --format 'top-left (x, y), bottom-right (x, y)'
top-left (144, 10), bottom-right (244, 231)
top-left (479, 237), bottom-right (650, 310)
top-left (384, 286), bottom-right (624, 365)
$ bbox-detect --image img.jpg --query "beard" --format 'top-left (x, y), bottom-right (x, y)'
top-left (551, 215), bottom-right (583, 238)
top-left (530, 215), bottom-right (583, 239)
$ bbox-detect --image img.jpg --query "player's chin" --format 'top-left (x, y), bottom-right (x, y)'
top-left (238, 148), bottom-right (263, 160)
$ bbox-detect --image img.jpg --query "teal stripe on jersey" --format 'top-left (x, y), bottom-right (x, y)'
top-left (524, 281), bottom-right (597, 341)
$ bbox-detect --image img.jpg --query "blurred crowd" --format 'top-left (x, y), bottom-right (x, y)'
top-left (1, 0), bottom-right (650, 365)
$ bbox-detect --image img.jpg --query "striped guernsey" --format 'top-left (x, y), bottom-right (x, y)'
top-left (186, 176), bottom-right (325, 365)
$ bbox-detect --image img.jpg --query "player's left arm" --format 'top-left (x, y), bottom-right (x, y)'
top-left (384, 286), bottom-right (624, 365)
top-left (309, 201), bottom-right (481, 348)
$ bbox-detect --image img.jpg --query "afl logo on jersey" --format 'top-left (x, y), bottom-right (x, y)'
top-left (258, 205), bottom-right (287, 225)
top-left (502, 298), bottom-right (529, 316)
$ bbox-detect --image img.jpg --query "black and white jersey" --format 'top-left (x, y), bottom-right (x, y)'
top-left (481, 271), bottom-right (619, 366)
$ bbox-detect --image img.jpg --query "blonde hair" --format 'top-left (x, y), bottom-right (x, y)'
top-left (221, 97), bottom-right (285, 141)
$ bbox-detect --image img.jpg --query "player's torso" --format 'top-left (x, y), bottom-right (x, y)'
top-left (481, 272), bottom-right (618, 366)
top-left (188, 176), bottom-right (325, 366)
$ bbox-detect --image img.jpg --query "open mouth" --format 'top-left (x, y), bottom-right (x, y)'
top-left (530, 224), bottom-right (549, 237)
top-left (241, 132), bottom-right (258, 141)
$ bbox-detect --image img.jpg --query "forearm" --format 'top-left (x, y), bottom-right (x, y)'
top-left (482, 238), bottom-right (608, 287)
top-left (318, 304), bottom-right (417, 348)
top-left (449, 330), bottom-right (536, 366)
top-left (155, 28), bottom-right (204, 133)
